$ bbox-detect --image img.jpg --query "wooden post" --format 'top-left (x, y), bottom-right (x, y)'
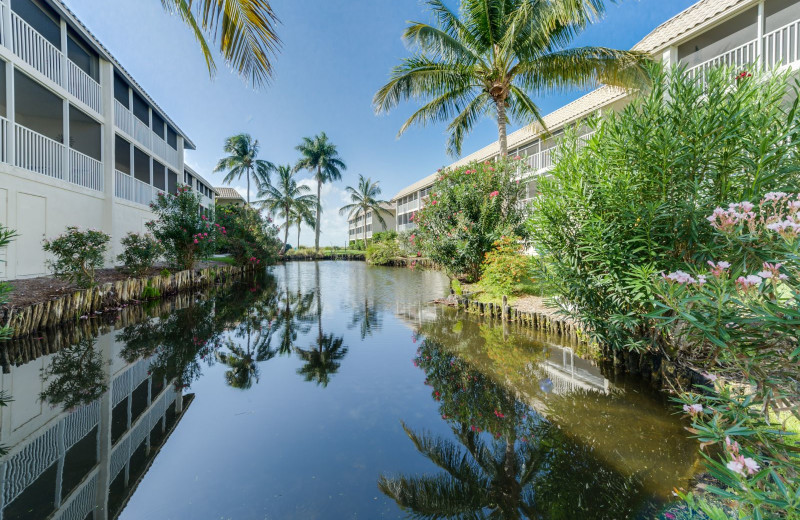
top-left (502, 295), bottom-right (508, 322)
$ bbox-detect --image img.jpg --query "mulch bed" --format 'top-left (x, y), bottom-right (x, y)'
top-left (2, 260), bottom-right (228, 310)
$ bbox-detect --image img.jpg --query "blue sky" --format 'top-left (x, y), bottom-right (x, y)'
top-left (68, 0), bottom-right (696, 246)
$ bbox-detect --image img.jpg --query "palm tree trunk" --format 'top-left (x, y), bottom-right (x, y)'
top-left (297, 222), bottom-right (301, 248)
top-left (246, 169), bottom-right (251, 205)
top-left (495, 98), bottom-right (508, 157)
top-left (362, 208), bottom-right (367, 248)
top-left (315, 169), bottom-right (322, 252)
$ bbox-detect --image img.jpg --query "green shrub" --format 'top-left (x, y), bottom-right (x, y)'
top-left (160, 268), bottom-right (171, 278)
top-left (43, 226), bottom-right (110, 288)
top-left (479, 235), bottom-right (529, 296)
top-left (414, 156), bottom-right (528, 281)
top-left (366, 239), bottom-right (401, 265)
top-left (372, 231), bottom-right (398, 243)
top-left (118, 232), bottom-right (163, 277)
top-left (141, 284), bottom-right (161, 300)
top-left (215, 206), bottom-right (281, 267)
top-left (0, 225), bottom-right (17, 341)
top-left (146, 185), bottom-right (217, 270)
top-left (528, 66), bottom-right (800, 352)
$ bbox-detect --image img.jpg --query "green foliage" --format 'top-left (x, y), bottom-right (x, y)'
top-left (216, 205), bottom-right (281, 267)
top-left (480, 235), bottom-right (529, 297)
top-left (42, 226), bottom-right (110, 289)
top-left (146, 186), bottom-right (218, 270)
top-left (414, 156), bottom-right (529, 281)
top-left (365, 239), bottom-right (401, 266)
top-left (214, 133), bottom-right (275, 204)
top-left (339, 175), bottom-right (391, 245)
top-left (372, 231), bottom-right (397, 242)
top-left (529, 66), bottom-right (800, 352)
top-left (160, 268), bottom-right (171, 278)
top-left (651, 194), bottom-right (800, 519)
top-left (0, 225), bottom-right (17, 341)
top-left (450, 278), bottom-right (462, 296)
top-left (141, 284), bottom-right (161, 300)
top-left (118, 232), bottom-right (163, 277)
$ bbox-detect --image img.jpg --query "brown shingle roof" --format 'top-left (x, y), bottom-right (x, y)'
top-left (214, 187), bottom-right (245, 200)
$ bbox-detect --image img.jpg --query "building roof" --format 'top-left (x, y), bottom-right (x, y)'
top-left (214, 187), bottom-right (245, 201)
top-left (51, 0), bottom-right (196, 149)
top-left (184, 165), bottom-right (216, 193)
top-left (392, 0), bottom-right (760, 201)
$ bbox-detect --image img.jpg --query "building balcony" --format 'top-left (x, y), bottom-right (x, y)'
top-left (114, 100), bottom-right (181, 170)
top-left (114, 169), bottom-right (167, 206)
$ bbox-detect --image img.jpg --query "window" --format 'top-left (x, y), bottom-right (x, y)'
top-left (152, 112), bottom-right (165, 139)
top-left (14, 70), bottom-right (63, 142)
top-left (113, 73), bottom-right (129, 107)
top-left (167, 126), bottom-right (177, 149)
top-left (115, 135), bottom-right (131, 174)
top-left (132, 91), bottom-right (148, 124)
top-left (133, 147), bottom-right (149, 184)
top-left (185, 171), bottom-right (194, 188)
top-left (69, 106), bottom-right (101, 160)
top-left (11, 0), bottom-right (60, 48)
top-left (67, 28), bottom-right (99, 82)
top-left (168, 169), bottom-right (178, 194)
top-left (153, 160), bottom-right (166, 190)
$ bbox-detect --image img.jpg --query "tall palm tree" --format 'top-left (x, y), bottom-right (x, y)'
top-left (289, 202), bottom-right (315, 249)
top-left (215, 134), bottom-right (275, 205)
top-left (257, 165), bottom-right (317, 251)
top-left (373, 0), bottom-right (650, 157)
top-left (339, 175), bottom-right (391, 247)
top-left (161, 0), bottom-right (281, 88)
top-left (295, 133), bottom-right (347, 252)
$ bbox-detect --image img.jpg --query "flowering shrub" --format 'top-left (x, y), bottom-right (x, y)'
top-left (146, 186), bottom-right (217, 270)
top-left (414, 157), bottom-right (528, 281)
top-left (117, 232), bottom-right (163, 277)
top-left (529, 66), bottom-right (800, 351)
top-left (653, 194), bottom-right (800, 519)
top-left (365, 237), bottom-right (401, 266)
top-left (43, 226), bottom-right (110, 288)
top-left (215, 205), bottom-right (281, 267)
top-left (480, 235), bottom-right (529, 296)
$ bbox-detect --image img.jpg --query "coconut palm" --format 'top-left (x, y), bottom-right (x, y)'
top-left (373, 0), bottom-right (650, 157)
top-left (295, 133), bottom-right (347, 252)
top-left (215, 134), bottom-right (275, 205)
top-left (289, 202), bottom-right (315, 249)
top-left (339, 175), bottom-right (391, 247)
top-left (257, 165), bottom-right (317, 252)
top-left (161, 0), bottom-right (281, 88)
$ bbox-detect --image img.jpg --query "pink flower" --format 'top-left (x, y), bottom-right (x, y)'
top-left (743, 457), bottom-right (760, 475)
top-left (707, 260), bottom-right (731, 277)
top-left (683, 403), bottom-right (703, 415)
top-left (663, 270), bottom-right (697, 284)
top-left (489, 191), bottom-right (499, 198)
top-left (193, 239), bottom-right (198, 244)
top-left (431, 200), bottom-right (437, 205)
top-left (736, 274), bottom-right (762, 289)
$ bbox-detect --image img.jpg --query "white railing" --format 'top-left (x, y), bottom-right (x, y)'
top-left (522, 131), bottom-right (595, 174)
top-left (0, 2), bottom-right (6, 47)
top-left (69, 148), bottom-right (103, 191)
top-left (114, 100), bottom-right (134, 136)
top-left (152, 134), bottom-right (169, 163)
top-left (134, 117), bottom-right (151, 148)
top-left (686, 39), bottom-right (758, 85)
top-left (115, 169), bottom-right (153, 206)
top-left (15, 123), bottom-right (64, 180)
top-left (764, 19), bottom-right (800, 70)
top-left (166, 144), bottom-right (181, 169)
top-left (66, 60), bottom-right (101, 113)
top-left (11, 12), bottom-right (63, 86)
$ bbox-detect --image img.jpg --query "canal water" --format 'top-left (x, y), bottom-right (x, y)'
top-left (0, 261), bottom-right (700, 519)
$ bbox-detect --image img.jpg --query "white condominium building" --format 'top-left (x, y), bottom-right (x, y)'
top-left (392, 0), bottom-right (800, 230)
top-left (0, 0), bottom-right (212, 280)
top-left (347, 203), bottom-right (396, 243)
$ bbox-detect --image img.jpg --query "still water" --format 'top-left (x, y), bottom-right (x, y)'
top-left (0, 261), bottom-right (700, 519)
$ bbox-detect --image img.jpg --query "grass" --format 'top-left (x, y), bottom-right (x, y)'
top-left (208, 255), bottom-right (236, 265)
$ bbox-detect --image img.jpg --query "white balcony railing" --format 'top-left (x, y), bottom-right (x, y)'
top-left (66, 60), bottom-right (101, 113)
top-left (133, 117), bottom-right (151, 148)
top-left (152, 134), bottom-right (168, 163)
top-left (764, 19), bottom-right (800, 70)
top-left (11, 12), bottom-right (62, 86)
top-left (686, 39), bottom-right (758, 86)
top-left (115, 169), bottom-right (154, 206)
top-left (69, 148), bottom-right (103, 191)
top-left (15, 123), bottom-right (64, 180)
top-left (114, 99), bottom-right (134, 136)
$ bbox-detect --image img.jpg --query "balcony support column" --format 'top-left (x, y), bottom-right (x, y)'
top-left (757, 1), bottom-right (765, 66)
top-left (99, 59), bottom-right (115, 262)
top-left (60, 20), bottom-right (69, 182)
top-left (6, 61), bottom-right (14, 166)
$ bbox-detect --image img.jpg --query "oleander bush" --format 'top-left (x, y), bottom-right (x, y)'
top-left (365, 235), bottom-right (402, 265)
top-left (43, 226), bottom-right (110, 288)
top-left (528, 65), bottom-right (800, 352)
top-left (147, 185), bottom-right (217, 270)
top-left (652, 194), bottom-right (800, 519)
top-left (414, 156), bottom-right (528, 282)
top-left (118, 232), bottom-right (163, 277)
top-left (216, 205), bottom-right (281, 267)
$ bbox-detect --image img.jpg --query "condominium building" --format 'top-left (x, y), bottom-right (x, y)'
top-left (0, 0), bottom-right (199, 280)
top-left (184, 165), bottom-right (216, 216)
top-left (392, 0), bottom-right (800, 230)
top-left (214, 186), bottom-right (246, 208)
top-left (347, 203), bottom-right (396, 243)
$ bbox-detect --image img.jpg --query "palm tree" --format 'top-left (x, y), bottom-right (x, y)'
top-left (257, 165), bottom-right (317, 252)
top-left (373, 0), bottom-right (650, 157)
top-left (339, 175), bottom-right (391, 247)
top-left (215, 134), bottom-right (275, 205)
top-left (289, 202), bottom-right (315, 249)
top-left (295, 133), bottom-right (347, 252)
top-left (161, 0), bottom-right (281, 88)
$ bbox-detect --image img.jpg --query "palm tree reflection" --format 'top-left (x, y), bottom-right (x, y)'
top-left (295, 333), bottom-right (347, 387)
top-left (381, 339), bottom-right (645, 519)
